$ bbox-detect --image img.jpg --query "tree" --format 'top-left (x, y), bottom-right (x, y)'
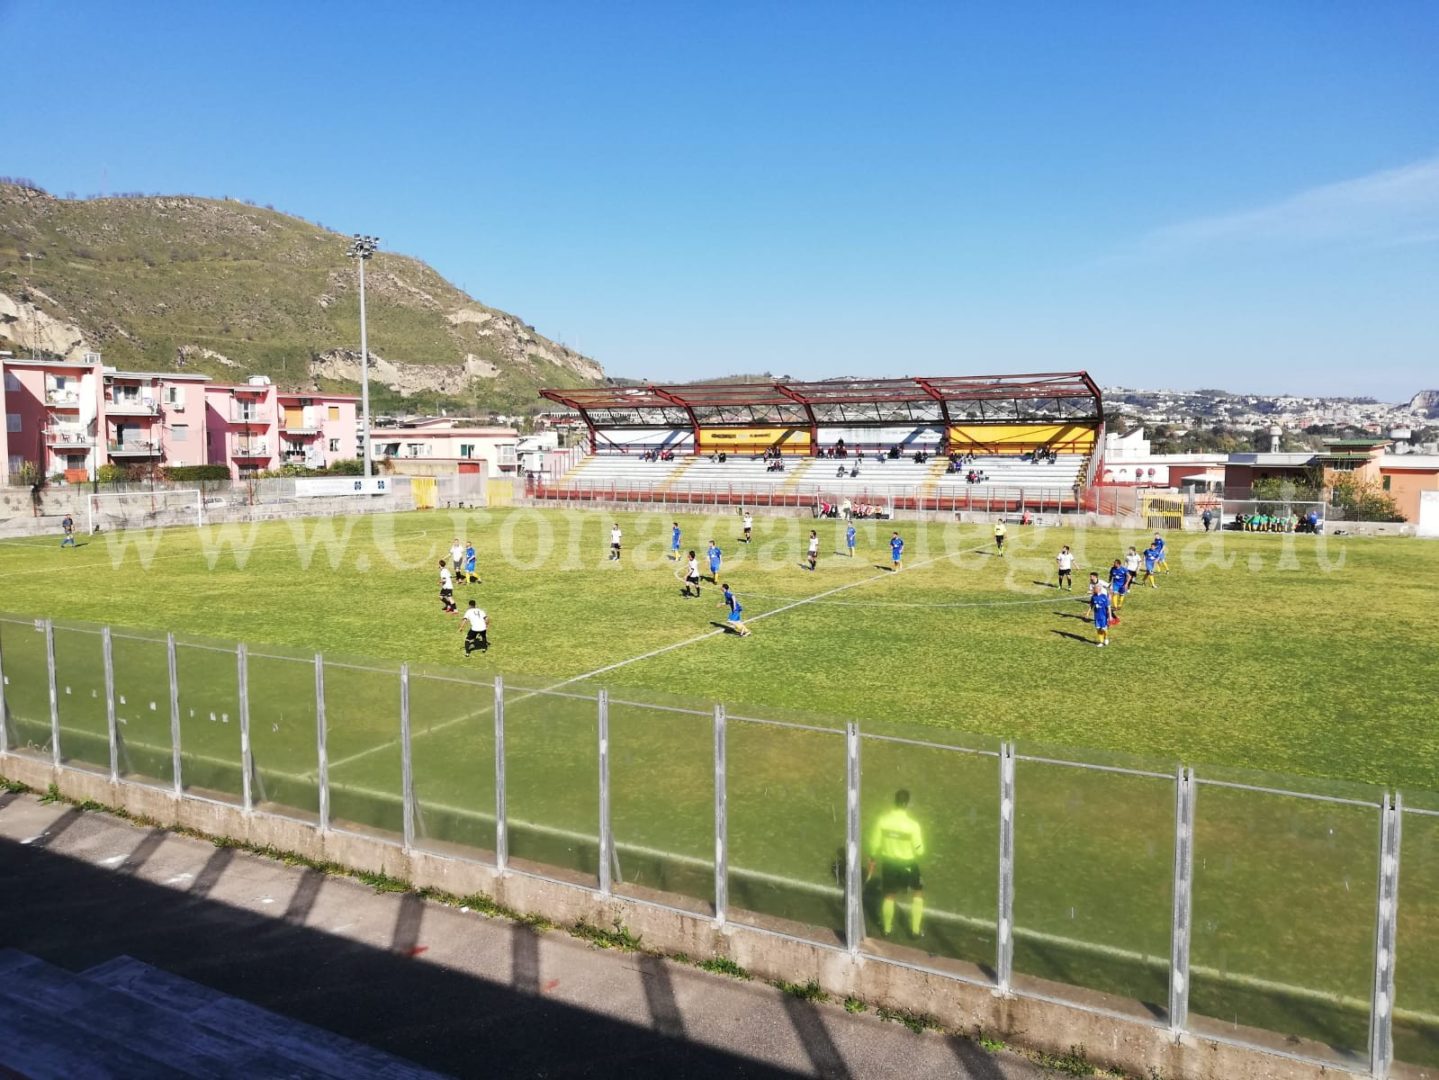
top-left (1329, 473), bottom-right (1405, 522)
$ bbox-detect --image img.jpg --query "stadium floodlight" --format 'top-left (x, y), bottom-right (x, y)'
top-left (345, 234), bottom-right (380, 478)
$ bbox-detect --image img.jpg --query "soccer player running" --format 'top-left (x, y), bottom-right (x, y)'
top-left (1055, 545), bottom-right (1074, 590)
top-left (670, 522), bottom-right (682, 561)
top-left (994, 519), bottom-right (1007, 556)
top-left (1153, 533), bottom-right (1170, 574)
top-left (60, 514), bottom-right (76, 548)
top-left (1090, 575), bottom-right (1113, 647)
top-left (464, 540), bottom-right (479, 585)
top-left (720, 583), bottom-right (751, 637)
top-left (741, 510), bottom-right (754, 544)
top-left (846, 522), bottom-right (857, 558)
top-left (807, 529), bottom-right (819, 571)
top-left (609, 523), bottom-right (622, 562)
top-left (890, 531), bottom-right (904, 572)
top-left (706, 539), bottom-right (722, 583)
top-left (682, 551), bottom-right (701, 598)
top-left (461, 599), bottom-right (489, 654)
top-left (437, 560), bottom-right (457, 613)
top-left (867, 789), bottom-right (925, 939)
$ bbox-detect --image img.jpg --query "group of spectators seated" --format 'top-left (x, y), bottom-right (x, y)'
top-left (766, 457), bottom-right (787, 473)
top-left (638, 449), bottom-right (677, 462)
top-left (1230, 510), bottom-right (1322, 533)
top-left (835, 463), bottom-right (861, 478)
top-left (815, 498), bottom-right (887, 520)
top-left (946, 463), bottom-right (990, 483)
top-left (707, 451), bottom-right (729, 463)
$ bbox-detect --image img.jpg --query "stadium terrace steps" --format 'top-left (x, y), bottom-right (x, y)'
top-left (0, 949), bottom-right (441, 1080)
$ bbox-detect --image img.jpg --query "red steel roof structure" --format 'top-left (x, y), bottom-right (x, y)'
top-left (542, 372), bottom-right (1103, 444)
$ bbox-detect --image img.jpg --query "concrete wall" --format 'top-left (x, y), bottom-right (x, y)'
top-left (0, 750), bottom-right (1393, 1080)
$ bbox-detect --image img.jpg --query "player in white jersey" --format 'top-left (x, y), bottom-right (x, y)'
top-left (609, 524), bottom-right (622, 561)
top-left (449, 538), bottom-right (465, 574)
top-left (1125, 547), bottom-right (1141, 580)
top-left (1055, 545), bottom-right (1074, 590)
top-left (742, 511), bottom-right (754, 543)
top-left (438, 560), bottom-right (457, 613)
top-left (682, 551), bottom-right (701, 598)
top-left (807, 530), bottom-right (820, 571)
top-left (462, 600), bottom-right (489, 654)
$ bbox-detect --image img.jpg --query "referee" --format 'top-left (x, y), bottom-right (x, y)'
top-left (867, 789), bottom-right (925, 939)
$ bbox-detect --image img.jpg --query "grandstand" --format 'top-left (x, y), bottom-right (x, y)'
top-left (536, 372), bottom-right (1104, 513)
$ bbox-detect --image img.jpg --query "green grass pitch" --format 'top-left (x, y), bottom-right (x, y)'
top-left (0, 507), bottom-right (1436, 1063)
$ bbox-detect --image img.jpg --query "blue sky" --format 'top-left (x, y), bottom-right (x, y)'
top-left (4, 2), bottom-right (1437, 399)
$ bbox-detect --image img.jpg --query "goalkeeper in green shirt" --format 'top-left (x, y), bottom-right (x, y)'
top-left (867, 789), bottom-right (925, 938)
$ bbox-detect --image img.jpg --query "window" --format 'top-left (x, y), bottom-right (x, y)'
top-left (328, 405), bottom-right (340, 421)
top-left (3, 372), bottom-right (19, 391)
top-left (164, 385), bottom-right (186, 409)
top-left (1382, 476), bottom-right (1391, 491)
top-left (171, 424), bottom-right (188, 443)
top-left (459, 444), bottom-right (474, 458)
top-left (499, 444), bottom-right (517, 466)
top-left (6, 414), bottom-right (20, 433)
top-left (300, 398), bottom-right (313, 407)
top-left (328, 438), bottom-right (340, 452)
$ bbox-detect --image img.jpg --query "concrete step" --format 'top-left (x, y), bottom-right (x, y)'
top-left (84, 956), bottom-right (445, 1080)
top-left (0, 948), bottom-right (324, 1079)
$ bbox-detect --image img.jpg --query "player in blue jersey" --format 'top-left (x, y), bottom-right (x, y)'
top-left (671, 522), bottom-right (682, 561)
top-left (1108, 558), bottom-right (1130, 621)
top-left (720, 583), bottom-right (752, 637)
top-left (846, 522), bottom-right (857, 558)
top-left (1142, 543), bottom-right (1160, 589)
top-left (890, 532), bottom-right (904, 572)
top-left (707, 540), bottom-right (722, 583)
top-left (1091, 578), bottom-right (1112, 647)
top-left (463, 541), bottom-right (479, 585)
top-left (1153, 534), bottom-right (1170, 574)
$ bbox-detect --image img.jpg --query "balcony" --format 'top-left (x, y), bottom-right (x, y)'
top-left (280, 424), bottom-right (322, 436)
top-left (231, 441), bottom-right (270, 458)
top-left (107, 440), bottom-right (162, 457)
top-left (106, 397), bottom-right (160, 416)
top-left (45, 389), bottom-right (83, 409)
top-left (44, 426), bottom-right (95, 447)
top-left (229, 409), bottom-right (269, 425)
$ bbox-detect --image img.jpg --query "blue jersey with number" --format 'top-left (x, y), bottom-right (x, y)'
top-left (846, 526), bottom-right (856, 547)
top-left (1144, 549), bottom-right (1158, 572)
top-left (725, 591), bottom-right (742, 619)
top-left (1092, 591), bottom-right (1111, 629)
top-left (891, 537), bottom-right (904, 560)
top-left (1109, 566), bottom-right (1129, 594)
top-left (672, 526), bottom-right (681, 549)
top-left (1154, 537), bottom-right (1166, 556)
top-left (464, 547), bottom-right (476, 572)
top-left (708, 544), bottom-right (721, 569)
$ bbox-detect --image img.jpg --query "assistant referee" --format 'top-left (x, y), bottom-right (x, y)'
top-left (867, 789), bottom-right (925, 939)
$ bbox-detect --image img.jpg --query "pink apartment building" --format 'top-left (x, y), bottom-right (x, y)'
top-left (2, 356), bottom-right (360, 483)
top-left (204, 379), bottom-right (359, 478)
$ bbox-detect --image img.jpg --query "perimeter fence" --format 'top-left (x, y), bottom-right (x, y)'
top-left (0, 610), bottom-right (1434, 1079)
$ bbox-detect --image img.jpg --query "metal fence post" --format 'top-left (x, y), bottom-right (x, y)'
top-left (166, 632), bottom-right (181, 795)
top-left (1169, 766), bottom-right (1196, 1035)
top-left (45, 619), bottom-right (60, 767)
top-left (597, 689), bottom-right (612, 895)
top-left (1370, 792), bottom-right (1402, 1079)
top-left (494, 675), bottom-right (507, 873)
top-left (400, 663), bottom-right (414, 850)
top-left (315, 654), bottom-right (329, 831)
top-left (237, 644), bottom-right (253, 813)
top-left (102, 628), bottom-right (118, 783)
top-left (713, 703), bottom-right (728, 926)
top-left (0, 621), bottom-right (8, 755)
top-left (997, 740), bottom-right (1016, 992)
top-left (845, 719), bottom-right (863, 955)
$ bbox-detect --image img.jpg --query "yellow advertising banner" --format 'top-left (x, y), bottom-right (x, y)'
top-left (947, 423), bottom-right (1097, 453)
top-left (697, 427), bottom-right (812, 453)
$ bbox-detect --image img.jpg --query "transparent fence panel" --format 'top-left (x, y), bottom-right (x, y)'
top-left (503, 685), bottom-right (599, 884)
top-left (610, 698), bottom-right (713, 914)
top-left (408, 669), bottom-right (496, 861)
top-left (0, 617), bottom-right (53, 759)
top-left (324, 659), bottom-right (403, 838)
top-left (246, 649), bottom-right (320, 819)
top-left (173, 641), bottom-right (243, 803)
top-left (727, 717), bottom-right (847, 945)
top-left (858, 734), bottom-right (999, 981)
top-left (1190, 784), bottom-right (1379, 1066)
top-left (1396, 805), bottom-right (1439, 1070)
top-left (1011, 757), bottom-right (1174, 1019)
top-left (52, 625), bottom-right (110, 773)
top-left (110, 630), bottom-right (174, 787)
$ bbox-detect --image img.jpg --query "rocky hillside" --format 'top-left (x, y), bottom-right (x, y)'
top-left (0, 182), bottom-right (603, 412)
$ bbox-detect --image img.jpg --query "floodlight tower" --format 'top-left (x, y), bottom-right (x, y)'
top-left (346, 234), bottom-right (380, 478)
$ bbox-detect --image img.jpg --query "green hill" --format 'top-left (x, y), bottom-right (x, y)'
top-left (0, 181), bottom-right (603, 413)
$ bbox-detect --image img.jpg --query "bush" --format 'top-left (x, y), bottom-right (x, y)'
top-left (1330, 474), bottom-right (1405, 522)
top-left (96, 463), bottom-right (126, 485)
top-left (164, 464), bottom-right (231, 482)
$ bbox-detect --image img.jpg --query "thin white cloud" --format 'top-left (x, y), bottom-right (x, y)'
top-left (1132, 154), bottom-right (1439, 256)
